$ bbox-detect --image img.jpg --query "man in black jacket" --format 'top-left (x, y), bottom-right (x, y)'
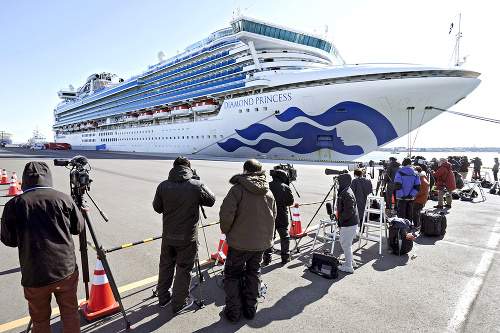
top-left (263, 169), bottom-right (294, 265)
top-left (153, 156), bottom-right (216, 313)
top-left (336, 173), bottom-right (359, 274)
top-left (384, 157), bottom-right (400, 214)
top-left (1, 161), bottom-right (85, 333)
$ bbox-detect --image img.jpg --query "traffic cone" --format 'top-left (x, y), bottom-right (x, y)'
top-left (289, 203), bottom-right (307, 238)
top-left (17, 181), bottom-right (23, 195)
top-left (80, 257), bottom-right (120, 320)
top-left (211, 232), bottom-right (228, 263)
top-left (6, 177), bottom-right (18, 197)
top-left (1, 169), bottom-right (9, 185)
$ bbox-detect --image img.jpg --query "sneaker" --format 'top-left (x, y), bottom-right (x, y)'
top-left (337, 264), bottom-right (354, 274)
top-left (340, 260), bottom-right (358, 268)
top-left (434, 205), bottom-right (444, 209)
top-left (281, 257), bottom-right (291, 265)
top-left (173, 297), bottom-right (194, 314)
top-left (262, 256), bottom-right (271, 266)
top-left (159, 297), bottom-right (172, 308)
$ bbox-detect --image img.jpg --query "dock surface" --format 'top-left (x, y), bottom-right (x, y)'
top-left (0, 147), bottom-right (499, 332)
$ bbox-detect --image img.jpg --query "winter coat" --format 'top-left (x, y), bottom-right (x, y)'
top-left (1, 162), bottom-right (85, 288)
top-left (493, 161), bottom-right (499, 172)
top-left (414, 173), bottom-right (429, 205)
top-left (269, 171), bottom-right (294, 229)
top-left (219, 171), bottom-right (276, 251)
top-left (394, 166), bottom-right (421, 199)
top-left (449, 158), bottom-right (461, 172)
top-left (459, 158), bottom-right (470, 172)
top-left (384, 161), bottom-right (401, 184)
top-left (433, 162), bottom-right (456, 191)
top-left (153, 165), bottom-right (216, 246)
top-left (336, 174), bottom-right (359, 228)
top-left (472, 158), bottom-right (482, 170)
top-left (351, 176), bottom-right (373, 210)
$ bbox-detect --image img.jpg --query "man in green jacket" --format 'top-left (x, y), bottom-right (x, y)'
top-left (219, 159), bottom-right (276, 323)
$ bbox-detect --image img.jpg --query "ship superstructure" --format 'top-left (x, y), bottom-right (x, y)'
top-left (53, 16), bottom-right (481, 161)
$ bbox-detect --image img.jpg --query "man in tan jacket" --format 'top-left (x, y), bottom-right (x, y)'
top-left (219, 159), bottom-right (276, 323)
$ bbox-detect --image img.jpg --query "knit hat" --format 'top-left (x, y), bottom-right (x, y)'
top-left (439, 158), bottom-right (447, 165)
top-left (402, 158), bottom-right (412, 166)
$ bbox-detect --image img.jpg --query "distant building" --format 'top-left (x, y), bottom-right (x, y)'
top-left (0, 131), bottom-right (13, 144)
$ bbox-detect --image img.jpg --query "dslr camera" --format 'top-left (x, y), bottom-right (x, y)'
top-left (270, 163), bottom-right (297, 185)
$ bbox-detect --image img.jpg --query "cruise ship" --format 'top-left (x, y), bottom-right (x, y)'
top-left (53, 16), bottom-right (481, 161)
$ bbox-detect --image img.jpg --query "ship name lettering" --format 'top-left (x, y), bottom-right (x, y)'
top-left (224, 93), bottom-right (292, 109)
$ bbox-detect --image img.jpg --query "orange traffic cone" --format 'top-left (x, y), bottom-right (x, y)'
top-left (80, 257), bottom-right (120, 320)
top-left (17, 181), bottom-right (23, 195)
top-left (6, 177), bottom-right (18, 197)
top-left (211, 232), bottom-right (228, 263)
top-left (289, 203), bottom-right (307, 238)
top-left (1, 169), bottom-right (9, 185)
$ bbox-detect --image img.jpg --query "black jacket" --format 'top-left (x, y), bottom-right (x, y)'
top-left (337, 174), bottom-right (359, 228)
top-left (459, 158), bottom-right (470, 172)
top-left (269, 171), bottom-right (294, 229)
top-left (153, 165), bottom-right (215, 246)
top-left (384, 161), bottom-right (401, 184)
top-left (1, 162), bottom-right (85, 288)
top-left (350, 176), bottom-right (373, 207)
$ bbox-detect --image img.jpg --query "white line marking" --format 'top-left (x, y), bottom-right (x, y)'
top-left (447, 221), bottom-right (500, 332)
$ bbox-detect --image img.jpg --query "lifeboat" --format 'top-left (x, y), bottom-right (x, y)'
top-left (89, 122), bottom-right (98, 129)
top-left (153, 109), bottom-right (170, 118)
top-left (124, 115), bottom-right (139, 122)
top-left (192, 100), bottom-right (217, 113)
top-left (75, 124), bottom-right (81, 131)
top-left (171, 105), bottom-right (191, 116)
top-left (138, 112), bottom-right (153, 121)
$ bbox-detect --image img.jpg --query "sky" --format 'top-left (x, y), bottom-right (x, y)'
top-left (0, 0), bottom-right (497, 148)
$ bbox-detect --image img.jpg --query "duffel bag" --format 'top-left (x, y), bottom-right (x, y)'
top-left (420, 211), bottom-right (447, 236)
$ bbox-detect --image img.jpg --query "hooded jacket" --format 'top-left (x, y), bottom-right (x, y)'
top-left (1, 162), bottom-right (85, 288)
top-left (433, 162), bottom-right (456, 191)
top-left (414, 172), bottom-right (429, 205)
top-left (219, 171), bottom-right (276, 251)
top-left (336, 174), bottom-right (359, 228)
top-left (153, 165), bottom-right (216, 246)
top-left (269, 170), bottom-right (294, 229)
top-left (394, 166), bottom-right (421, 199)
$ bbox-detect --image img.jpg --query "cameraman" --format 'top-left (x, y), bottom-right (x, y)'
top-left (152, 157), bottom-right (215, 313)
top-left (432, 158), bottom-right (455, 209)
top-left (1, 162), bottom-right (85, 333)
top-left (384, 157), bottom-right (400, 214)
top-left (263, 169), bottom-right (294, 265)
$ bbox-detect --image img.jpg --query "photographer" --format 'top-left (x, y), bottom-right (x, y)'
top-left (432, 158), bottom-right (455, 209)
top-left (351, 168), bottom-right (373, 226)
top-left (219, 159), bottom-right (276, 323)
top-left (263, 169), bottom-right (294, 265)
top-left (394, 158), bottom-right (421, 221)
top-left (412, 166), bottom-right (429, 230)
top-left (1, 162), bottom-right (85, 333)
top-left (336, 174), bottom-right (359, 274)
top-left (152, 156), bottom-right (215, 313)
top-left (459, 156), bottom-right (470, 181)
top-left (471, 157), bottom-right (482, 180)
top-left (384, 157), bottom-right (400, 214)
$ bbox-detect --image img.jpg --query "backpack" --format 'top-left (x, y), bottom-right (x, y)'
top-left (388, 218), bottom-right (413, 255)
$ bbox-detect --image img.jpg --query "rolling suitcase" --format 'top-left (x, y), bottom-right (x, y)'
top-left (420, 211), bottom-right (447, 236)
top-left (389, 218), bottom-right (413, 255)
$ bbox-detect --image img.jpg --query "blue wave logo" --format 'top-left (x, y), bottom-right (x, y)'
top-left (217, 101), bottom-right (398, 156)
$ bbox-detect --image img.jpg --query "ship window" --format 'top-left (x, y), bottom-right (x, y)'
top-left (263, 107), bottom-right (268, 111)
top-left (201, 135), bottom-right (204, 138)
top-left (239, 110), bottom-right (242, 113)
top-left (246, 109), bottom-right (249, 112)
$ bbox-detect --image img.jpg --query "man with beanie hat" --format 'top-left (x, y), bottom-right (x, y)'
top-left (394, 157), bottom-right (421, 221)
top-left (1, 162), bottom-right (85, 333)
top-left (432, 158), bottom-right (455, 209)
top-left (336, 173), bottom-right (359, 273)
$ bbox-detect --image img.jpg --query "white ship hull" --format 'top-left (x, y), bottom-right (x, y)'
top-left (56, 74), bottom-right (479, 161)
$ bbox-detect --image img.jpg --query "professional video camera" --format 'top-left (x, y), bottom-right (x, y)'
top-left (54, 155), bottom-right (91, 188)
top-left (270, 163), bottom-right (297, 185)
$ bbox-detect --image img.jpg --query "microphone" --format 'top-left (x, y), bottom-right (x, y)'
top-left (326, 202), bottom-right (333, 220)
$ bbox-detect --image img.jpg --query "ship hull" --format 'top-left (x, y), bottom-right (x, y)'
top-left (56, 75), bottom-right (480, 161)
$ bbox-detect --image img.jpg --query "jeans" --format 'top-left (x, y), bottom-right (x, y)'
top-left (157, 241), bottom-right (197, 309)
top-left (23, 270), bottom-right (80, 333)
top-left (339, 225), bottom-right (357, 268)
top-left (224, 246), bottom-right (263, 321)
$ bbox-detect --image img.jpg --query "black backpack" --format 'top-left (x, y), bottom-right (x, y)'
top-left (389, 218), bottom-right (413, 255)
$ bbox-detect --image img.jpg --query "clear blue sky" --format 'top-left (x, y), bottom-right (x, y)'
top-left (0, 0), bottom-right (497, 147)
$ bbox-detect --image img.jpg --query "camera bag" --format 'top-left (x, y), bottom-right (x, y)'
top-left (309, 251), bottom-right (339, 279)
top-left (388, 218), bottom-right (413, 255)
top-left (420, 211), bottom-right (447, 236)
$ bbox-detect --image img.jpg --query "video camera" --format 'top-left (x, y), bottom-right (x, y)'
top-left (54, 155), bottom-right (91, 188)
top-left (270, 163), bottom-right (297, 185)
top-left (325, 168), bottom-right (348, 176)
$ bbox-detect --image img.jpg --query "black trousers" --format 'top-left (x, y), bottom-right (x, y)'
top-left (386, 183), bottom-right (396, 209)
top-left (397, 199), bottom-right (414, 222)
top-left (412, 202), bottom-right (424, 228)
top-left (224, 246), bottom-right (263, 321)
top-left (264, 227), bottom-right (290, 259)
top-left (157, 241), bottom-right (197, 309)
